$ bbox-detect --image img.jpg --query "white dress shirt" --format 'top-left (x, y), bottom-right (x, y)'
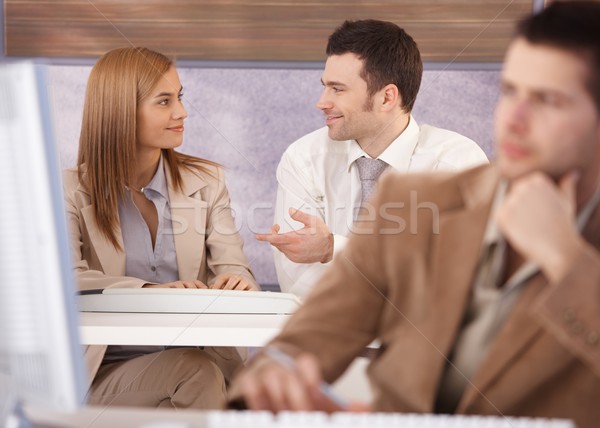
top-left (274, 116), bottom-right (489, 298)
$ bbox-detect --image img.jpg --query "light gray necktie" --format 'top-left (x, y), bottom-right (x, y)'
top-left (355, 156), bottom-right (389, 203)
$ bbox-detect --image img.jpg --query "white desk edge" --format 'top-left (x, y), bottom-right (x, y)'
top-left (78, 312), bottom-right (290, 347)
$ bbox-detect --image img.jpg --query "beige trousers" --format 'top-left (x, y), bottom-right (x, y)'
top-left (87, 348), bottom-right (226, 409)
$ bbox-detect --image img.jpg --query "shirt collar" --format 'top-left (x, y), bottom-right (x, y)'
top-left (576, 182), bottom-right (600, 230)
top-left (142, 154), bottom-right (169, 201)
top-left (346, 114), bottom-right (420, 172)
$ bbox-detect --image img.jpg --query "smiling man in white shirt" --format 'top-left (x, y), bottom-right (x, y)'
top-left (257, 20), bottom-right (488, 298)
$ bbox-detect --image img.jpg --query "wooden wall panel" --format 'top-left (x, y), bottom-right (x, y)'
top-left (5, 0), bottom-right (533, 62)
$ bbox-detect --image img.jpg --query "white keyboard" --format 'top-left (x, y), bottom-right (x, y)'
top-left (78, 288), bottom-right (301, 315)
top-left (205, 411), bottom-right (574, 428)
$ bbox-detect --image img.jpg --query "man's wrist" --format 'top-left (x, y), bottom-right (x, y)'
top-left (541, 235), bottom-right (586, 283)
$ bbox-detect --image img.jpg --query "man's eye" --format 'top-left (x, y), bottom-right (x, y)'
top-left (539, 94), bottom-right (564, 107)
top-left (500, 84), bottom-right (515, 97)
top-left (159, 99), bottom-right (168, 105)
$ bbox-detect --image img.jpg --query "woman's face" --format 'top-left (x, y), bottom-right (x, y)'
top-left (136, 66), bottom-right (187, 152)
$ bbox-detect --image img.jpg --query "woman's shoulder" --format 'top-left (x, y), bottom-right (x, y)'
top-left (61, 167), bottom-right (92, 208)
top-left (62, 167), bottom-right (82, 192)
top-left (177, 156), bottom-right (224, 186)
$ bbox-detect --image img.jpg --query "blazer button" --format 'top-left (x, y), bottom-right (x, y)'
top-left (586, 331), bottom-right (599, 347)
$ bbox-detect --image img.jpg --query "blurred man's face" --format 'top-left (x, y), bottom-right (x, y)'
top-left (495, 38), bottom-right (600, 183)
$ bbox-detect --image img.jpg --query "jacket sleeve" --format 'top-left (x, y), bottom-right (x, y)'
top-left (533, 242), bottom-right (600, 378)
top-left (63, 170), bottom-right (148, 291)
top-left (203, 167), bottom-right (259, 289)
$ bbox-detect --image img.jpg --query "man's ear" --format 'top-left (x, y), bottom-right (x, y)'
top-left (380, 84), bottom-right (401, 112)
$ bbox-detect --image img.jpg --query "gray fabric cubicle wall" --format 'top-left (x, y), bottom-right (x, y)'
top-left (48, 65), bottom-right (499, 288)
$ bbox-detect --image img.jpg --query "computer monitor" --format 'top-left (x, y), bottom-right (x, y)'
top-left (0, 61), bottom-right (86, 423)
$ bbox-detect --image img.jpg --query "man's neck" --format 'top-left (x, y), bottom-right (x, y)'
top-left (576, 166), bottom-right (600, 212)
top-left (357, 112), bottom-right (410, 158)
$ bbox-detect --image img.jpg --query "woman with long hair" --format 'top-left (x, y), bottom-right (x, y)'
top-left (63, 47), bottom-right (259, 408)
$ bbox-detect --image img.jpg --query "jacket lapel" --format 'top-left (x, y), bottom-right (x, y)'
top-left (78, 183), bottom-right (125, 276)
top-left (415, 167), bottom-right (501, 409)
top-left (459, 274), bottom-right (545, 411)
top-left (460, 195), bottom-right (600, 411)
top-left (166, 162), bottom-right (209, 281)
top-left (431, 167), bottom-right (499, 322)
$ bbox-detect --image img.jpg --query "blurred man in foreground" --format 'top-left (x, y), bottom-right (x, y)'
top-left (230, 2), bottom-right (600, 427)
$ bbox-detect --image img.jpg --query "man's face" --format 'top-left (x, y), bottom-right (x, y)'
top-left (495, 38), bottom-right (600, 183)
top-left (316, 53), bottom-right (381, 143)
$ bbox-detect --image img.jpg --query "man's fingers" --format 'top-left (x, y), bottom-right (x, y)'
top-left (255, 233), bottom-right (271, 242)
top-left (256, 233), bottom-right (289, 244)
top-left (289, 208), bottom-right (314, 226)
top-left (347, 402), bottom-right (372, 413)
top-left (257, 232), bottom-right (295, 246)
top-left (296, 354), bottom-right (322, 391)
top-left (236, 354), bottom-right (324, 412)
top-left (239, 373), bottom-right (272, 411)
top-left (256, 224), bottom-right (282, 242)
top-left (261, 367), bottom-right (291, 412)
top-left (284, 370), bottom-right (316, 411)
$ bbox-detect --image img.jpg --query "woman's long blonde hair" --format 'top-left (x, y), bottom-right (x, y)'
top-left (77, 47), bottom-right (217, 249)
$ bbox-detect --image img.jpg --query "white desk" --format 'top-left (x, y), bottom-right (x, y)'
top-left (78, 312), bottom-right (290, 347)
top-left (77, 311), bottom-right (377, 404)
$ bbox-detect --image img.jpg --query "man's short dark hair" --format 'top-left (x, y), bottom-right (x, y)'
top-left (326, 19), bottom-right (423, 112)
top-left (516, 1), bottom-right (600, 110)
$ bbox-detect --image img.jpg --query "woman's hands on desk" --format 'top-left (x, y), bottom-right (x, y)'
top-left (212, 273), bottom-right (259, 291)
top-left (143, 280), bottom-right (209, 289)
top-left (142, 274), bottom-right (258, 291)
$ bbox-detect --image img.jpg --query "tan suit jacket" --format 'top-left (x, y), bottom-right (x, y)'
top-left (63, 162), bottom-right (258, 389)
top-left (258, 165), bottom-right (600, 427)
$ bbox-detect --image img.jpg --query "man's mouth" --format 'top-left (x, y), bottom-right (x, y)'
top-left (501, 141), bottom-right (530, 158)
top-left (325, 115), bottom-right (342, 125)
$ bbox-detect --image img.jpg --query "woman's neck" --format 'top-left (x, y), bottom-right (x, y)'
top-left (134, 149), bottom-right (162, 189)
